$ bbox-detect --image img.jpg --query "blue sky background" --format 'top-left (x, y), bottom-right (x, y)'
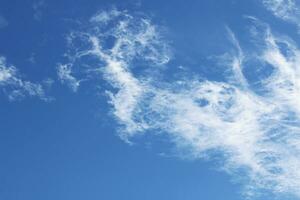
top-left (1, 1), bottom-right (300, 200)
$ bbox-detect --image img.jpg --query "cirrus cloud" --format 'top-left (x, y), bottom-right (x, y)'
top-left (0, 56), bottom-right (46, 101)
top-left (59, 8), bottom-right (300, 198)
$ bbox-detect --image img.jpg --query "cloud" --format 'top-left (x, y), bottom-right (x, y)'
top-left (262, 0), bottom-right (300, 30)
top-left (61, 9), bottom-right (300, 198)
top-left (0, 56), bottom-right (46, 101)
top-left (33, 0), bottom-right (46, 21)
top-left (57, 64), bottom-right (81, 92)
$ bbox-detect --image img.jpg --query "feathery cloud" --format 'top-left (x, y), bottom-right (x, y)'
top-left (262, 0), bottom-right (300, 30)
top-left (61, 8), bottom-right (300, 198)
top-left (57, 64), bottom-right (81, 92)
top-left (0, 56), bottom-right (46, 101)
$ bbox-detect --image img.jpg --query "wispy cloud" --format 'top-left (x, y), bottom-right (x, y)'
top-left (0, 56), bottom-right (46, 101)
top-left (262, 0), bottom-right (300, 30)
top-left (90, 8), bottom-right (121, 24)
top-left (57, 64), bottom-right (81, 92)
top-left (33, 0), bottom-right (46, 21)
top-left (61, 8), bottom-right (300, 198)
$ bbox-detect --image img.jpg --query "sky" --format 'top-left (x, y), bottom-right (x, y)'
top-left (1, 0), bottom-right (300, 200)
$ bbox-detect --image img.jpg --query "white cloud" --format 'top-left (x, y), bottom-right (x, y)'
top-left (225, 26), bottom-right (249, 88)
top-left (61, 9), bottom-right (300, 198)
top-left (262, 0), bottom-right (300, 30)
top-left (90, 8), bottom-right (121, 24)
top-left (0, 56), bottom-right (46, 100)
top-left (86, 10), bottom-right (171, 138)
top-left (57, 64), bottom-right (81, 92)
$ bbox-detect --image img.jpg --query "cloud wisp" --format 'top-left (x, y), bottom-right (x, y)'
top-left (60, 9), bottom-right (300, 198)
top-left (57, 64), bottom-right (81, 92)
top-left (0, 56), bottom-right (46, 101)
top-left (262, 0), bottom-right (300, 31)
top-left (32, 0), bottom-right (46, 21)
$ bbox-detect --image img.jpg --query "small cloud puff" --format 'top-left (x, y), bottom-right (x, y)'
top-left (57, 64), bottom-right (81, 92)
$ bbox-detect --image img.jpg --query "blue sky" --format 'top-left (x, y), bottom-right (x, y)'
top-left (1, 0), bottom-right (300, 200)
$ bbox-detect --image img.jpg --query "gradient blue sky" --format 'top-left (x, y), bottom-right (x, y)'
top-left (1, 1), bottom-right (300, 200)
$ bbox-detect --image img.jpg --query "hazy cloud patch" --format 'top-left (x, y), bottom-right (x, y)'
top-left (33, 0), bottom-right (46, 21)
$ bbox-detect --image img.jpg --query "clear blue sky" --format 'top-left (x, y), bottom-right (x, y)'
top-left (1, 0), bottom-right (300, 200)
